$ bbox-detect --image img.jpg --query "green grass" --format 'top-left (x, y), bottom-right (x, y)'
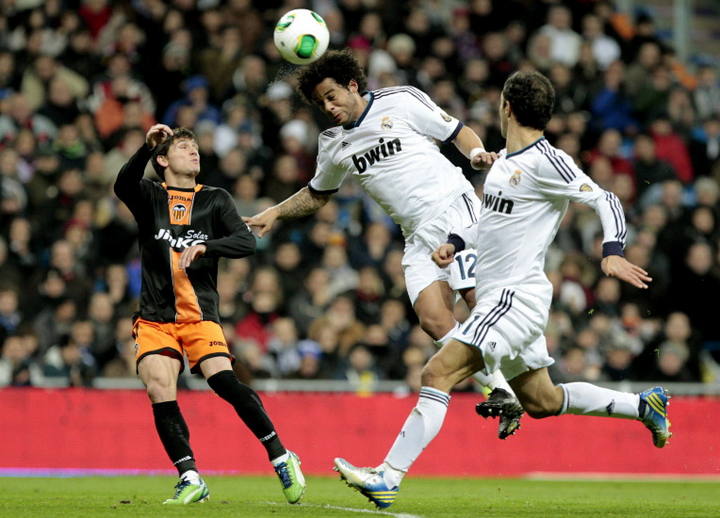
top-left (0, 475), bottom-right (718, 518)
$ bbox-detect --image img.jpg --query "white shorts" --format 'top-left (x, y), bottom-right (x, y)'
top-left (452, 287), bottom-right (554, 381)
top-left (402, 192), bottom-right (480, 305)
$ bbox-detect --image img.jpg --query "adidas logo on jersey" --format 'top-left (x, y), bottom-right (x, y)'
top-left (351, 138), bottom-right (402, 173)
top-left (483, 191), bottom-right (514, 214)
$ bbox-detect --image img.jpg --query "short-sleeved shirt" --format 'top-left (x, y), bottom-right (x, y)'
top-left (309, 86), bottom-right (472, 237)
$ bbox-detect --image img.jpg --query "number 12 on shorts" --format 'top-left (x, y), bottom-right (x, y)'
top-left (454, 250), bottom-right (477, 280)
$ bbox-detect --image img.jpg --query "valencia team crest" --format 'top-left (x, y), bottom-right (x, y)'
top-left (172, 203), bottom-right (187, 222)
top-left (381, 116), bottom-right (393, 130)
top-left (509, 169), bottom-right (522, 186)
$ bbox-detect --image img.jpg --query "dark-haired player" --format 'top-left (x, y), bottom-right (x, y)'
top-left (244, 49), bottom-right (525, 439)
top-left (114, 124), bottom-right (305, 505)
top-left (334, 71), bottom-right (671, 509)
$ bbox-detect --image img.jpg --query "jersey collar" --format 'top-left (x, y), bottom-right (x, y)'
top-left (343, 91), bottom-right (374, 130)
top-left (505, 136), bottom-right (545, 158)
top-left (162, 183), bottom-right (203, 192)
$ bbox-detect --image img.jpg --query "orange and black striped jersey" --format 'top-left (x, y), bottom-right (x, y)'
top-left (114, 144), bottom-right (255, 324)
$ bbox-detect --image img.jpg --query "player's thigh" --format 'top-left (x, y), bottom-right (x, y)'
top-left (413, 280), bottom-right (455, 329)
top-left (423, 339), bottom-right (485, 392)
top-left (199, 355), bottom-right (233, 379)
top-left (180, 321), bottom-right (233, 375)
top-left (402, 233), bottom-right (452, 307)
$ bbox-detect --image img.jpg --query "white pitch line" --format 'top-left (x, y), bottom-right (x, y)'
top-left (264, 501), bottom-right (422, 518)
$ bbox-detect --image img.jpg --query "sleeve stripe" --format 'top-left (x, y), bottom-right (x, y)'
top-left (373, 87), bottom-right (434, 111)
top-left (461, 193), bottom-right (477, 223)
top-left (604, 191), bottom-right (626, 242)
top-left (538, 140), bottom-right (576, 183)
top-left (443, 121), bottom-right (464, 144)
top-left (544, 141), bottom-right (577, 181)
top-left (307, 182), bottom-right (339, 195)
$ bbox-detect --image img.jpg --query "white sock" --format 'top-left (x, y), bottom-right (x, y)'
top-left (559, 382), bottom-right (640, 419)
top-left (180, 469), bottom-right (200, 484)
top-left (270, 451), bottom-right (289, 466)
top-left (383, 387), bottom-right (450, 487)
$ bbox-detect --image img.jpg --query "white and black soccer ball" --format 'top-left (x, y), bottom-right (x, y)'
top-left (273, 8), bottom-right (329, 65)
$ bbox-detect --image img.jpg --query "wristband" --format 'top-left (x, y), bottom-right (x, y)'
top-left (446, 233), bottom-right (466, 253)
top-left (602, 241), bottom-right (624, 258)
top-left (469, 147), bottom-right (486, 161)
top-left (469, 147), bottom-right (487, 170)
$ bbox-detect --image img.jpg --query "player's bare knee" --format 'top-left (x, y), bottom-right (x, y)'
top-left (143, 374), bottom-right (175, 402)
top-left (420, 358), bottom-right (446, 389)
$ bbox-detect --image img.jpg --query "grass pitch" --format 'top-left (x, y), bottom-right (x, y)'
top-left (0, 475), bottom-right (718, 518)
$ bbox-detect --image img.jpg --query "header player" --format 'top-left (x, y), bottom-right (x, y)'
top-left (334, 71), bottom-right (671, 509)
top-left (114, 124), bottom-right (305, 505)
top-left (244, 49), bottom-right (524, 438)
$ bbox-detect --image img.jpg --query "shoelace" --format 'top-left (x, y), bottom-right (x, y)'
top-left (173, 479), bottom-right (192, 497)
top-left (274, 462), bottom-right (293, 488)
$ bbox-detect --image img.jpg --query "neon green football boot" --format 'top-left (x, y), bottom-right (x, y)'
top-left (163, 477), bottom-right (209, 504)
top-left (274, 451), bottom-right (306, 504)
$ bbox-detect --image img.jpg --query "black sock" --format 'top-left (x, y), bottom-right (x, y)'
top-left (207, 370), bottom-right (286, 460)
top-left (152, 401), bottom-right (197, 476)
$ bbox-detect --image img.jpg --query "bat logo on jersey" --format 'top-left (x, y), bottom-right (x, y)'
top-left (171, 204), bottom-right (187, 221)
top-left (510, 169), bottom-right (522, 186)
top-left (381, 116), bottom-right (393, 130)
top-left (154, 228), bottom-right (209, 250)
top-left (351, 138), bottom-right (402, 173)
top-left (483, 190), bottom-right (514, 214)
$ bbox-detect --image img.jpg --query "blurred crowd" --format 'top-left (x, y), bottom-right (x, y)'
top-left (1, 0), bottom-right (719, 391)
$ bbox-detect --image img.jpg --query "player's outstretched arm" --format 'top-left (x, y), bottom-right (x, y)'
top-left (114, 124), bottom-right (174, 209)
top-left (601, 255), bottom-right (652, 289)
top-left (243, 187), bottom-right (331, 237)
top-left (452, 126), bottom-right (498, 170)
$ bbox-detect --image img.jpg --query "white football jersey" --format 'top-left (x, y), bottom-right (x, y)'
top-left (309, 86), bottom-right (473, 236)
top-left (454, 137), bottom-right (627, 303)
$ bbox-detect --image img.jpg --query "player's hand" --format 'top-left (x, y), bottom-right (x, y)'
top-left (146, 124), bottom-right (173, 148)
top-left (432, 243), bottom-right (456, 268)
top-left (601, 255), bottom-right (652, 289)
top-left (179, 244), bottom-right (206, 270)
top-left (471, 151), bottom-right (499, 170)
top-left (242, 207), bottom-right (279, 238)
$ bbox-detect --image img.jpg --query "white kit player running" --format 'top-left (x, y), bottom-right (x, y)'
top-left (244, 49), bottom-right (524, 437)
top-left (334, 71), bottom-right (671, 510)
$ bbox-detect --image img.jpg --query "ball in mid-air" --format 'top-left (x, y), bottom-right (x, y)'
top-left (273, 8), bottom-right (329, 65)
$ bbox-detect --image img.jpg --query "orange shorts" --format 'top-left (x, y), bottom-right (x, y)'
top-left (133, 318), bottom-right (232, 374)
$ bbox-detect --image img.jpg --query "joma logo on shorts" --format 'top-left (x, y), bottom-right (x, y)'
top-left (352, 138), bottom-right (402, 173)
top-left (208, 340), bottom-right (225, 347)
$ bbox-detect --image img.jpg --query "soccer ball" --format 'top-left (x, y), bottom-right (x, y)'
top-left (273, 9), bottom-right (329, 65)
